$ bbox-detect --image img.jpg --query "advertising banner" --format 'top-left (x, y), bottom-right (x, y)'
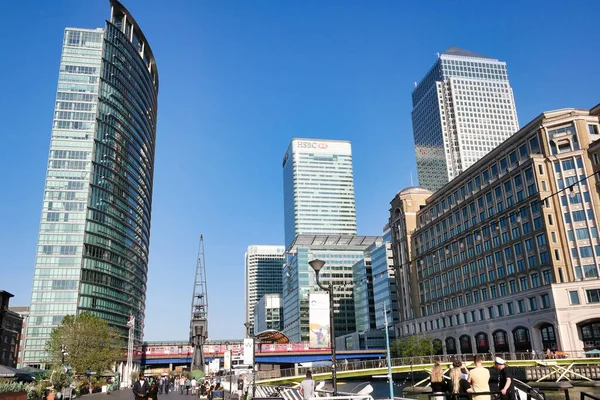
top-left (224, 349), bottom-right (231, 370)
top-left (243, 338), bottom-right (254, 366)
top-left (309, 292), bottom-right (330, 348)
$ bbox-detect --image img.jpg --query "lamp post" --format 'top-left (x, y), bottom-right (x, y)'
top-left (382, 303), bottom-right (394, 400)
top-left (309, 258), bottom-right (337, 396)
top-left (225, 341), bottom-right (232, 399)
top-left (243, 322), bottom-right (256, 398)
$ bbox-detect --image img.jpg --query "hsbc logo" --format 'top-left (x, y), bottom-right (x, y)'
top-left (297, 141), bottom-right (328, 150)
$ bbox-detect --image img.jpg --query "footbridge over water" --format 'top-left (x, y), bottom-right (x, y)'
top-left (256, 352), bottom-right (600, 386)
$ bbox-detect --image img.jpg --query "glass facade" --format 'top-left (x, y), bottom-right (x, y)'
top-left (412, 47), bottom-right (519, 192)
top-left (253, 294), bottom-right (282, 333)
top-left (371, 239), bottom-right (398, 329)
top-left (282, 236), bottom-right (381, 342)
top-left (25, 1), bottom-right (158, 366)
top-left (282, 139), bottom-right (357, 249)
top-left (352, 255), bottom-right (374, 332)
top-left (244, 246), bottom-right (285, 336)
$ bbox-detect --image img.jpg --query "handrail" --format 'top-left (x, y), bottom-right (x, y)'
top-left (257, 350), bottom-right (600, 381)
top-left (581, 393), bottom-right (600, 400)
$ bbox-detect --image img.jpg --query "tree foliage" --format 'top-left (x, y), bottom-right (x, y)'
top-left (390, 335), bottom-right (441, 357)
top-left (47, 312), bottom-right (124, 374)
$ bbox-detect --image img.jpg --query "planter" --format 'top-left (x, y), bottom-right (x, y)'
top-left (0, 392), bottom-right (27, 400)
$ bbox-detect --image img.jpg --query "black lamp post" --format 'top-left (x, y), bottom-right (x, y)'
top-left (243, 322), bottom-right (256, 398)
top-left (309, 258), bottom-right (337, 396)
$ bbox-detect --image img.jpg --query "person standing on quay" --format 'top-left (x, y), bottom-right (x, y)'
top-left (299, 370), bottom-right (315, 400)
top-left (133, 374), bottom-right (149, 400)
top-left (495, 357), bottom-right (515, 400)
top-left (430, 362), bottom-right (449, 400)
top-left (468, 355), bottom-right (490, 400)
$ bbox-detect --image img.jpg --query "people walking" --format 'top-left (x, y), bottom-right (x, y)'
top-left (467, 354), bottom-right (490, 400)
top-left (495, 357), bottom-right (515, 400)
top-left (180, 376), bottom-right (186, 394)
top-left (148, 377), bottom-right (159, 400)
top-left (299, 370), bottom-right (315, 400)
top-left (133, 374), bottom-right (149, 400)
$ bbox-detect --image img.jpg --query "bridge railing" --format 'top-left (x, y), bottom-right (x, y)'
top-left (256, 350), bottom-right (599, 381)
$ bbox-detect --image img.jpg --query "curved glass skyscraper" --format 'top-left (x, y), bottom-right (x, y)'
top-left (24, 0), bottom-right (158, 366)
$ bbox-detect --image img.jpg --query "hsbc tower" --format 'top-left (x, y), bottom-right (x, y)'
top-left (282, 139), bottom-right (357, 249)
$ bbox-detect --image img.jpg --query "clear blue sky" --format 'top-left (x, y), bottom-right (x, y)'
top-left (0, 0), bottom-right (599, 341)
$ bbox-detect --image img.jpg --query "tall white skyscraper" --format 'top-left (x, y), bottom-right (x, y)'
top-left (412, 47), bottom-right (519, 192)
top-left (244, 245), bottom-right (285, 336)
top-left (282, 139), bottom-right (357, 249)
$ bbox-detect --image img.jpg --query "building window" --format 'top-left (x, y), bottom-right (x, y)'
top-left (529, 297), bottom-right (538, 311)
top-left (541, 294), bottom-right (550, 309)
top-left (518, 299), bottom-right (526, 313)
top-left (586, 289), bottom-right (600, 303)
top-left (507, 302), bottom-right (515, 315)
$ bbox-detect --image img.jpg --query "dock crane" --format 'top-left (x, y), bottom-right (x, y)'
top-left (189, 234), bottom-right (208, 370)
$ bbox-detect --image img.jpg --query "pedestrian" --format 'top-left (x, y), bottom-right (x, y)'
top-left (299, 370), bottom-right (315, 400)
top-left (148, 377), bottom-right (159, 400)
top-left (132, 374), bottom-right (149, 400)
top-left (449, 361), bottom-right (470, 400)
top-left (185, 378), bottom-right (191, 395)
top-left (495, 357), bottom-right (515, 400)
top-left (531, 349), bottom-right (536, 360)
top-left (430, 362), bottom-right (449, 400)
top-left (344, 359), bottom-right (349, 371)
top-left (180, 376), bottom-right (186, 395)
top-left (159, 377), bottom-right (164, 395)
top-left (191, 378), bottom-right (197, 395)
top-left (467, 354), bottom-right (490, 400)
top-left (237, 376), bottom-right (244, 400)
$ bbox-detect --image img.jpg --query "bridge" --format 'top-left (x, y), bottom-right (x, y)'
top-left (138, 340), bottom-right (385, 367)
top-left (256, 352), bottom-right (600, 386)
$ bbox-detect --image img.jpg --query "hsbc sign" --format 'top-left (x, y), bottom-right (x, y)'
top-left (297, 141), bottom-right (328, 150)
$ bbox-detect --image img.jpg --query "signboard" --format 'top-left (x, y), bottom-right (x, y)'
top-left (224, 349), bottom-right (231, 370)
top-left (243, 338), bottom-right (254, 366)
top-left (309, 293), bottom-right (330, 348)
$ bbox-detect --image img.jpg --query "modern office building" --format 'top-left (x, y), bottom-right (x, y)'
top-left (0, 292), bottom-right (23, 368)
top-left (412, 47), bottom-right (519, 192)
top-left (282, 139), bottom-right (357, 249)
top-left (393, 105), bottom-right (600, 354)
top-left (24, 0), bottom-right (158, 366)
top-left (353, 251), bottom-right (374, 333)
top-left (253, 294), bottom-right (283, 333)
top-left (282, 235), bottom-right (381, 342)
top-left (371, 227), bottom-right (398, 329)
top-left (245, 246), bottom-right (285, 336)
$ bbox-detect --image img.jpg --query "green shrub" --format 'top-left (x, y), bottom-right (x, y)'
top-left (0, 381), bottom-right (29, 394)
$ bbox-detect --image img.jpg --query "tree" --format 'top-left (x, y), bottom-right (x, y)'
top-left (391, 335), bottom-right (442, 357)
top-left (46, 312), bottom-right (124, 374)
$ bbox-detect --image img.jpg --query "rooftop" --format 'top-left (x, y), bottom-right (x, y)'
top-left (442, 46), bottom-right (493, 60)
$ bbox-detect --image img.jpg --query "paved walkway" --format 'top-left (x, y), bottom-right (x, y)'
top-left (95, 386), bottom-right (238, 400)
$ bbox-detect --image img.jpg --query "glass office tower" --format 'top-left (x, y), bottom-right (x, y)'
top-left (282, 139), bottom-right (357, 249)
top-left (24, 0), bottom-right (158, 366)
top-left (412, 47), bottom-right (519, 192)
top-left (245, 246), bottom-right (285, 336)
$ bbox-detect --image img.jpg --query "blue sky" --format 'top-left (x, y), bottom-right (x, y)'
top-left (0, 0), bottom-right (599, 341)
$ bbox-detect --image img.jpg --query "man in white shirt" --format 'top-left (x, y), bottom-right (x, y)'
top-left (299, 371), bottom-right (315, 400)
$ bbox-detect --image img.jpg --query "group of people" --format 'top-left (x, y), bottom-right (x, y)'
top-left (132, 374), bottom-right (226, 400)
top-left (430, 355), bottom-right (515, 400)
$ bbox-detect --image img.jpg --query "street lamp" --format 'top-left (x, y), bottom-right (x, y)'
top-left (309, 258), bottom-right (337, 396)
top-left (243, 322), bottom-right (256, 398)
top-left (224, 341), bottom-right (232, 398)
top-left (382, 303), bottom-right (394, 400)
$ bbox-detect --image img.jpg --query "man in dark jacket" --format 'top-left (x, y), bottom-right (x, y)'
top-left (133, 374), bottom-right (149, 400)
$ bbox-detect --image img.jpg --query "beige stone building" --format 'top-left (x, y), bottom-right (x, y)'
top-left (391, 105), bottom-right (600, 355)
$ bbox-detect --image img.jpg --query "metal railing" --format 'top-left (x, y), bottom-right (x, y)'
top-left (256, 350), bottom-right (600, 381)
